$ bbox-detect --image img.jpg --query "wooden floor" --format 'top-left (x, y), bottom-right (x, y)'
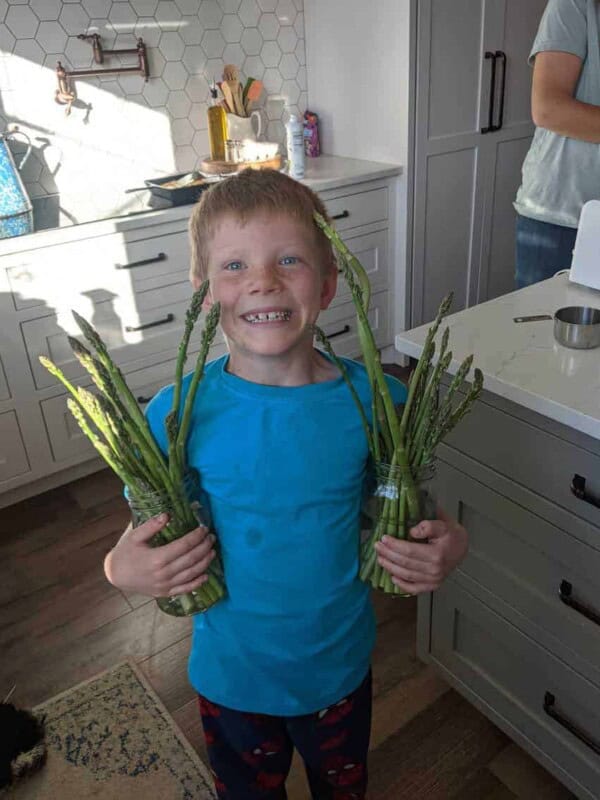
top-left (1, 469), bottom-right (574, 799)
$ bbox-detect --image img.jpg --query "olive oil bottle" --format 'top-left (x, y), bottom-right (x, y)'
top-left (207, 81), bottom-right (227, 161)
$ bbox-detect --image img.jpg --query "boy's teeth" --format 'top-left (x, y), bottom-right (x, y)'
top-left (244, 311), bottom-right (290, 323)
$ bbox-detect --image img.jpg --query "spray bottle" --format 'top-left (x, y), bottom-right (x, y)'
top-left (285, 110), bottom-right (305, 180)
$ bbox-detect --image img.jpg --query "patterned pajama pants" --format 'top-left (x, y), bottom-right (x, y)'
top-left (198, 670), bottom-right (372, 800)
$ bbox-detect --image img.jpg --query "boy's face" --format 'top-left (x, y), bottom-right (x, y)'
top-left (195, 211), bottom-right (337, 373)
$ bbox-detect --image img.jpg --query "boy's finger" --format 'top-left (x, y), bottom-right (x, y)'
top-left (377, 536), bottom-right (434, 564)
top-left (167, 551), bottom-right (216, 591)
top-left (168, 573), bottom-right (210, 597)
top-left (162, 537), bottom-right (216, 580)
top-left (390, 577), bottom-right (435, 595)
top-left (375, 546), bottom-right (439, 576)
top-left (131, 513), bottom-right (170, 543)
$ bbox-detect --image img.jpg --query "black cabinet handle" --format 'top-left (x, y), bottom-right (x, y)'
top-left (494, 50), bottom-right (507, 131)
top-left (559, 580), bottom-right (600, 627)
top-left (125, 312), bottom-right (174, 332)
top-left (327, 324), bottom-right (351, 339)
top-left (137, 394), bottom-right (154, 404)
top-left (570, 474), bottom-right (600, 510)
top-left (115, 252), bottom-right (167, 270)
top-left (332, 210), bottom-right (350, 220)
top-left (481, 51), bottom-right (497, 134)
top-left (544, 692), bottom-right (600, 755)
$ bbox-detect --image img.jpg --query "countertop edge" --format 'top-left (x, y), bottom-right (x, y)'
top-left (0, 157), bottom-right (403, 257)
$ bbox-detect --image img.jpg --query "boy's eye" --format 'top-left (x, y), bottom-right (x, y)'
top-left (224, 260), bottom-right (244, 271)
top-left (279, 256), bottom-right (299, 266)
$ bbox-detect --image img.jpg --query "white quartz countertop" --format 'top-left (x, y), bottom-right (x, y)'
top-left (0, 155), bottom-right (402, 257)
top-left (395, 273), bottom-right (600, 440)
top-left (301, 154), bottom-right (401, 192)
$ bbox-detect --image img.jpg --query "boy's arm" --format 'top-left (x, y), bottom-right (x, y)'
top-left (104, 513), bottom-right (216, 598)
top-left (374, 507), bottom-right (468, 595)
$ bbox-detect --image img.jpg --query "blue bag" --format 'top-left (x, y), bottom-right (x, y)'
top-left (0, 130), bottom-right (34, 239)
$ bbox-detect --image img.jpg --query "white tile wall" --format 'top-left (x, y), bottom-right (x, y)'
top-left (0, 0), bottom-right (306, 230)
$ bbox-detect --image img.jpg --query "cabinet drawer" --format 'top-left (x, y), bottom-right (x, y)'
top-left (435, 460), bottom-right (600, 683)
top-left (7, 229), bottom-right (189, 311)
top-left (445, 396), bottom-right (600, 531)
top-left (318, 290), bottom-right (390, 358)
top-left (0, 410), bottom-right (30, 482)
top-left (324, 187), bottom-right (388, 232)
top-left (431, 580), bottom-right (600, 799)
top-left (23, 283), bottom-right (224, 390)
top-left (112, 230), bottom-right (190, 293)
top-left (41, 343), bottom-right (229, 463)
top-left (334, 228), bottom-right (389, 301)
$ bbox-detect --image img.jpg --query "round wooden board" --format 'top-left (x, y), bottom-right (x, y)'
top-left (200, 154), bottom-right (282, 174)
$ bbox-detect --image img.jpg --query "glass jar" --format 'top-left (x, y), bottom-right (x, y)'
top-left (360, 460), bottom-right (437, 595)
top-left (127, 469), bottom-right (225, 617)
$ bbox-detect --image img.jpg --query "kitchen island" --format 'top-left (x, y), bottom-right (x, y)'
top-left (395, 273), bottom-right (600, 800)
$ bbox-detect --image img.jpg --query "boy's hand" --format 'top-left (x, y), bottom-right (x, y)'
top-left (374, 507), bottom-right (468, 595)
top-left (104, 514), bottom-right (216, 598)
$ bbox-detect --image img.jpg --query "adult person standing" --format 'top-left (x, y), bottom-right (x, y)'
top-left (514, 0), bottom-right (600, 289)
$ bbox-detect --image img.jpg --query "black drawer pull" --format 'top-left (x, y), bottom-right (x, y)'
top-left (115, 252), bottom-right (167, 270)
top-left (559, 580), bottom-right (600, 626)
top-left (327, 324), bottom-right (351, 339)
top-left (125, 312), bottom-right (174, 332)
top-left (570, 474), bottom-right (600, 510)
top-left (544, 692), bottom-right (600, 755)
top-left (481, 51), bottom-right (497, 134)
top-left (332, 210), bottom-right (350, 220)
top-left (137, 395), bottom-right (154, 405)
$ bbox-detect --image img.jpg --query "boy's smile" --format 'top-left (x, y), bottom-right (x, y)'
top-left (198, 211), bottom-right (338, 385)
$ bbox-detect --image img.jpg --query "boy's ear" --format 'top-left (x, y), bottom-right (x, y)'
top-left (319, 261), bottom-right (338, 310)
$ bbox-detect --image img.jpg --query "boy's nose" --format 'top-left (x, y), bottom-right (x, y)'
top-left (248, 264), bottom-right (282, 292)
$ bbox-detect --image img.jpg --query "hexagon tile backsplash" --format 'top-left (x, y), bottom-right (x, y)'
top-left (0, 0), bottom-right (306, 230)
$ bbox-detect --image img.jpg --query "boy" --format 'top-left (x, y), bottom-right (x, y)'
top-left (104, 169), bottom-right (468, 799)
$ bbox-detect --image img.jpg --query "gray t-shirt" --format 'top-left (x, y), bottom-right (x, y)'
top-left (514, 0), bottom-right (600, 228)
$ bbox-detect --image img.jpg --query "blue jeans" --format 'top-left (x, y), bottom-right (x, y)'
top-left (515, 214), bottom-right (577, 290)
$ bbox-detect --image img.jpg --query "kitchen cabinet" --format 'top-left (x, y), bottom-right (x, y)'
top-left (411, 0), bottom-right (548, 325)
top-left (396, 274), bottom-right (600, 800)
top-left (0, 158), bottom-right (400, 509)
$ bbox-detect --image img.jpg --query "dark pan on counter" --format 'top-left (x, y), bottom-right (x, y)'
top-left (125, 173), bottom-right (215, 206)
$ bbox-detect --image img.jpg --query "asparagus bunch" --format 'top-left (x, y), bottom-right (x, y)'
top-left (39, 282), bottom-right (225, 616)
top-left (314, 212), bottom-right (483, 594)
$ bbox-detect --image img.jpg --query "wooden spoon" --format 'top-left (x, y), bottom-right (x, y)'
top-left (223, 63), bottom-right (245, 116)
top-left (219, 80), bottom-right (235, 114)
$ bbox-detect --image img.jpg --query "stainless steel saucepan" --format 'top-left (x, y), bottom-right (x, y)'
top-left (553, 306), bottom-right (600, 349)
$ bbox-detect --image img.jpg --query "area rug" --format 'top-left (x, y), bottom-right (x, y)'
top-left (5, 660), bottom-right (216, 799)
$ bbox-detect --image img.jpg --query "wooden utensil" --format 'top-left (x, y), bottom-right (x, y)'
top-left (223, 64), bottom-right (245, 116)
top-left (223, 63), bottom-right (239, 83)
top-left (219, 80), bottom-right (235, 114)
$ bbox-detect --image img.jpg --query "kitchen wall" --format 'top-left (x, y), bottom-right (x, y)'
top-left (304, 0), bottom-right (413, 351)
top-left (0, 0), bottom-right (306, 230)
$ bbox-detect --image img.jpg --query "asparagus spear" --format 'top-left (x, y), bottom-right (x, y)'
top-left (315, 211), bottom-right (483, 595)
top-left (39, 292), bottom-right (226, 616)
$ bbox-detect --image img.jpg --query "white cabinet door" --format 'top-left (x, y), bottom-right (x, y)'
top-left (477, 0), bottom-right (549, 303)
top-left (411, 0), bottom-right (547, 325)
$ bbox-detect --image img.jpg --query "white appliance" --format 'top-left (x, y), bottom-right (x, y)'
top-left (569, 200), bottom-right (600, 290)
